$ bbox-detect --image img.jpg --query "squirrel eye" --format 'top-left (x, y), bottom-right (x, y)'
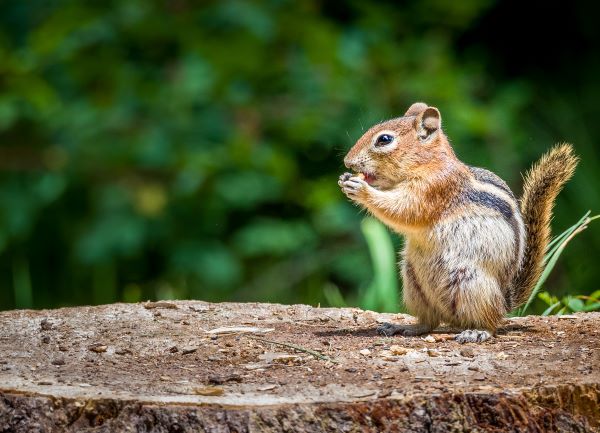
top-left (375, 134), bottom-right (394, 146)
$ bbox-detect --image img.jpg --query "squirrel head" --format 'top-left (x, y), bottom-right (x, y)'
top-left (344, 102), bottom-right (456, 188)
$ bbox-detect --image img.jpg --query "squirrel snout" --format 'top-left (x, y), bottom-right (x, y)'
top-left (344, 151), bottom-right (368, 172)
top-left (343, 156), bottom-right (351, 169)
top-left (344, 156), bottom-right (357, 171)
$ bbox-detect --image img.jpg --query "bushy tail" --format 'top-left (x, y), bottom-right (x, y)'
top-left (512, 143), bottom-right (579, 307)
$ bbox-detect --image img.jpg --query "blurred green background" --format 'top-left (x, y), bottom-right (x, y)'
top-left (0, 0), bottom-right (598, 313)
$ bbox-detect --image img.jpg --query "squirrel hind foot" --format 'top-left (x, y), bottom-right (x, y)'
top-left (376, 322), bottom-right (432, 337)
top-left (455, 329), bottom-right (492, 344)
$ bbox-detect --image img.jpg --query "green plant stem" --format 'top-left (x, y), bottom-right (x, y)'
top-left (360, 217), bottom-right (399, 313)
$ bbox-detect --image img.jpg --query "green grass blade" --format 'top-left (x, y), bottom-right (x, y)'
top-left (520, 231), bottom-right (578, 315)
top-left (544, 211), bottom-right (590, 260)
top-left (541, 301), bottom-right (561, 316)
top-left (323, 284), bottom-right (348, 308)
top-left (545, 211), bottom-right (589, 251)
top-left (360, 217), bottom-right (399, 312)
top-left (519, 212), bottom-right (598, 315)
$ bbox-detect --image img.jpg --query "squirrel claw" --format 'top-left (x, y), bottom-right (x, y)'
top-left (339, 172), bottom-right (353, 183)
top-left (341, 177), bottom-right (368, 199)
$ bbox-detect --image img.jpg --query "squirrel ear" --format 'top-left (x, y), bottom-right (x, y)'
top-left (416, 107), bottom-right (441, 140)
top-left (404, 102), bottom-right (428, 117)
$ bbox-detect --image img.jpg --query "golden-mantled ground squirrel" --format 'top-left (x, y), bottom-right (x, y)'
top-left (339, 102), bottom-right (578, 343)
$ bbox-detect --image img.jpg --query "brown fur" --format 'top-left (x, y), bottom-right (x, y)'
top-left (340, 102), bottom-right (577, 341)
top-left (512, 144), bottom-right (579, 307)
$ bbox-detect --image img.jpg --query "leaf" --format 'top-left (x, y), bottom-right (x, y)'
top-left (587, 290), bottom-right (600, 302)
top-left (193, 386), bottom-right (224, 396)
top-left (582, 302), bottom-right (600, 312)
top-left (567, 297), bottom-right (585, 312)
top-left (538, 291), bottom-right (557, 306)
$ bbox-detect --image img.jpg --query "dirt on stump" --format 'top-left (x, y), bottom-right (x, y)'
top-left (0, 301), bottom-right (598, 432)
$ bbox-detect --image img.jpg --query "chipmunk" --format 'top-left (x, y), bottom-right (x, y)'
top-left (339, 102), bottom-right (578, 343)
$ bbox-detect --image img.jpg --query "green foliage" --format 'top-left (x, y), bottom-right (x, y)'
top-left (516, 212), bottom-right (599, 316)
top-left (325, 217), bottom-right (401, 312)
top-left (359, 218), bottom-right (400, 312)
top-left (0, 1), bottom-right (597, 311)
top-left (538, 290), bottom-right (600, 316)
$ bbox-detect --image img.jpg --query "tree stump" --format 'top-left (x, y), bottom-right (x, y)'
top-left (0, 301), bottom-right (598, 432)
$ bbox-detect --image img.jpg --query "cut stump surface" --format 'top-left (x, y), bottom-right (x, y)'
top-left (0, 301), bottom-right (599, 432)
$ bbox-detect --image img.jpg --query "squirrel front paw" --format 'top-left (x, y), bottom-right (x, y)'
top-left (338, 172), bottom-right (369, 202)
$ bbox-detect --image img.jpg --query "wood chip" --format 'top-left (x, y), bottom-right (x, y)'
top-left (193, 386), bottom-right (224, 396)
top-left (389, 345), bottom-right (411, 355)
top-left (422, 335), bottom-right (436, 343)
top-left (88, 344), bottom-right (107, 353)
top-left (496, 352), bottom-right (509, 360)
top-left (257, 384), bottom-right (278, 391)
top-left (379, 351), bottom-right (398, 361)
top-left (359, 349), bottom-right (371, 356)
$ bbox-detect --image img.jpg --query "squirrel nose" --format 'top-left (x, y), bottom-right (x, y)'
top-left (343, 156), bottom-right (354, 170)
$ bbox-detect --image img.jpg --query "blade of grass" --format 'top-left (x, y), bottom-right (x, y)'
top-left (520, 224), bottom-right (587, 314)
top-left (360, 217), bottom-right (399, 313)
top-left (544, 211), bottom-right (590, 260)
top-left (519, 212), bottom-right (598, 315)
top-left (541, 301), bottom-right (561, 316)
top-left (323, 283), bottom-right (348, 308)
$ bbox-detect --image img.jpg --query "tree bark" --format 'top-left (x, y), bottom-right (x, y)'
top-left (0, 301), bottom-right (598, 432)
